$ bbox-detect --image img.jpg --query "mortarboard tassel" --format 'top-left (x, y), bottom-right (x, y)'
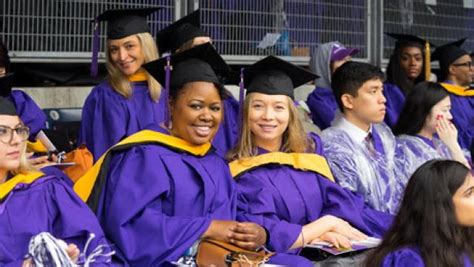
top-left (90, 21), bottom-right (100, 77)
top-left (238, 68), bottom-right (245, 131)
top-left (163, 55), bottom-right (172, 128)
top-left (424, 40), bottom-right (431, 81)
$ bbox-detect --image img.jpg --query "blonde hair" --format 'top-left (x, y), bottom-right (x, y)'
top-left (229, 93), bottom-right (312, 160)
top-left (105, 32), bottom-right (161, 101)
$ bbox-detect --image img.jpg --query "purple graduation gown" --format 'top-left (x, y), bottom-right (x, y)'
top-left (381, 247), bottom-right (473, 267)
top-left (235, 133), bottom-right (393, 254)
top-left (449, 93), bottom-right (474, 151)
top-left (95, 137), bottom-right (237, 266)
top-left (0, 175), bottom-right (110, 266)
top-left (8, 90), bottom-right (47, 139)
top-left (383, 83), bottom-right (406, 128)
top-left (78, 81), bottom-right (166, 161)
top-left (306, 86), bottom-right (338, 130)
top-left (93, 127), bottom-right (313, 266)
top-left (212, 93), bottom-right (239, 157)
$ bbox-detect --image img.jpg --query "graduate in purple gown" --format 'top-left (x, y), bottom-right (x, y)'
top-left (229, 56), bottom-right (392, 263)
top-left (365, 160), bottom-right (474, 267)
top-left (0, 97), bottom-right (112, 266)
top-left (394, 82), bottom-right (471, 178)
top-left (74, 44), bottom-right (312, 266)
top-left (156, 9), bottom-right (239, 157)
top-left (0, 40), bottom-right (47, 142)
top-left (306, 42), bottom-right (358, 130)
top-left (431, 38), bottom-right (474, 151)
top-left (383, 33), bottom-right (432, 128)
top-left (79, 8), bottom-right (165, 161)
top-left (321, 62), bottom-right (406, 214)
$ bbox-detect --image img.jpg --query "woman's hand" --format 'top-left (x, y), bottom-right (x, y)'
top-left (22, 258), bottom-right (32, 267)
top-left (66, 243), bottom-right (80, 262)
top-left (313, 215), bottom-right (367, 241)
top-left (310, 231), bottom-right (352, 249)
top-left (228, 222), bottom-right (267, 250)
top-left (436, 115), bottom-right (458, 149)
top-left (202, 220), bottom-right (238, 242)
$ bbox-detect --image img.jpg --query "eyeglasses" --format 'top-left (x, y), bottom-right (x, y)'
top-left (0, 125), bottom-right (30, 144)
top-left (452, 61), bottom-right (472, 69)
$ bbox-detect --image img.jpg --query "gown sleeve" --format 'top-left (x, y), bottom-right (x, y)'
top-left (236, 173), bottom-right (302, 253)
top-left (46, 179), bottom-right (113, 266)
top-left (317, 175), bottom-right (393, 238)
top-left (78, 84), bottom-right (130, 161)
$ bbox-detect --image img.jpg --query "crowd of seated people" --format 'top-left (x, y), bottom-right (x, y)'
top-left (0, 7), bottom-right (473, 267)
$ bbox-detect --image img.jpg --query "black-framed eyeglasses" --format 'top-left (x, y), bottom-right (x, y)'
top-left (0, 125), bottom-right (30, 144)
top-left (452, 61), bottom-right (473, 69)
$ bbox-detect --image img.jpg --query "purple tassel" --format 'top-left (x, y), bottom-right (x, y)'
top-left (90, 21), bottom-right (100, 77)
top-left (163, 55), bottom-right (172, 128)
top-left (238, 67), bottom-right (245, 131)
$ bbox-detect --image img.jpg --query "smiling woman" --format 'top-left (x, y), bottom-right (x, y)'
top-left (169, 81), bottom-right (223, 145)
top-left (73, 43), bottom-right (314, 266)
top-left (79, 8), bottom-right (165, 161)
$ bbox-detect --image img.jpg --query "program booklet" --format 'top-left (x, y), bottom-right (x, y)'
top-left (304, 237), bottom-right (381, 256)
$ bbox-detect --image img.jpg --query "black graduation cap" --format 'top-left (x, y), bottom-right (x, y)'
top-left (90, 7), bottom-right (162, 77)
top-left (385, 32), bottom-right (434, 47)
top-left (432, 38), bottom-right (469, 70)
top-left (143, 42), bottom-right (229, 90)
top-left (95, 7), bottom-right (163, 39)
top-left (156, 9), bottom-right (208, 55)
top-left (243, 56), bottom-right (318, 99)
top-left (142, 43), bottom-right (229, 128)
top-left (0, 96), bottom-right (16, 116)
top-left (0, 73), bottom-right (13, 97)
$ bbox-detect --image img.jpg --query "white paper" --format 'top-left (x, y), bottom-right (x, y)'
top-left (257, 33), bottom-right (282, 49)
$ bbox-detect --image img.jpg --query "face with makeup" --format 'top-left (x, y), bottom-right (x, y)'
top-left (169, 81), bottom-right (223, 145)
top-left (0, 115), bottom-right (29, 177)
top-left (108, 35), bottom-right (145, 76)
top-left (453, 173), bottom-right (474, 226)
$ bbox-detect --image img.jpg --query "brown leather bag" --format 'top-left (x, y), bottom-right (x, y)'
top-left (195, 239), bottom-right (274, 267)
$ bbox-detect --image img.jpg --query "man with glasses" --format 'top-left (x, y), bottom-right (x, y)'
top-left (432, 38), bottom-right (474, 152)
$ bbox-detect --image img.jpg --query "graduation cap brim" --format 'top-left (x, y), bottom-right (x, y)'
top-left (385, 32), bottom-right (435, 47)
top-left (156, 9), bottom-right (208, 54)
top-left (143, 43), bottom-right (229, 88)
top-left (431, 37), bottom-right (469, 62)
top-left (0, 73), bottom-right (14, 97)
top-left (95, 7), bottom-right (162, 39)
top-left (243, 56), bottom-right (318, 98)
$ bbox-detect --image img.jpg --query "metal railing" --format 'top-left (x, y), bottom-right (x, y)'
top-left (383, 0), bottom-right (474, 62)
top-left (1, 0), bottom-right (474, 66)
top-left (199, 0), bottom-right (369, 65)
top-left (1, 0), bottom-right (175, 62)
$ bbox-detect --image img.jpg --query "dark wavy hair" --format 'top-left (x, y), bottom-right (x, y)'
top-left (393, 81), bottom-right (449, 136)
top-left (366, 160), bottom-right (474, 267)
top-left (386, 41), bottom-right (425, 96)
top-left (0, 40), bottom-right (11, 72)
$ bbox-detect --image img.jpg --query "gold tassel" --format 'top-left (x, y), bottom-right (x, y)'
top-left (424, 40), bottom-right (431, 81)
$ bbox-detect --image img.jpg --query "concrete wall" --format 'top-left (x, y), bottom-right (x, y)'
top-left (16, 84), bottom-right (316, 109)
